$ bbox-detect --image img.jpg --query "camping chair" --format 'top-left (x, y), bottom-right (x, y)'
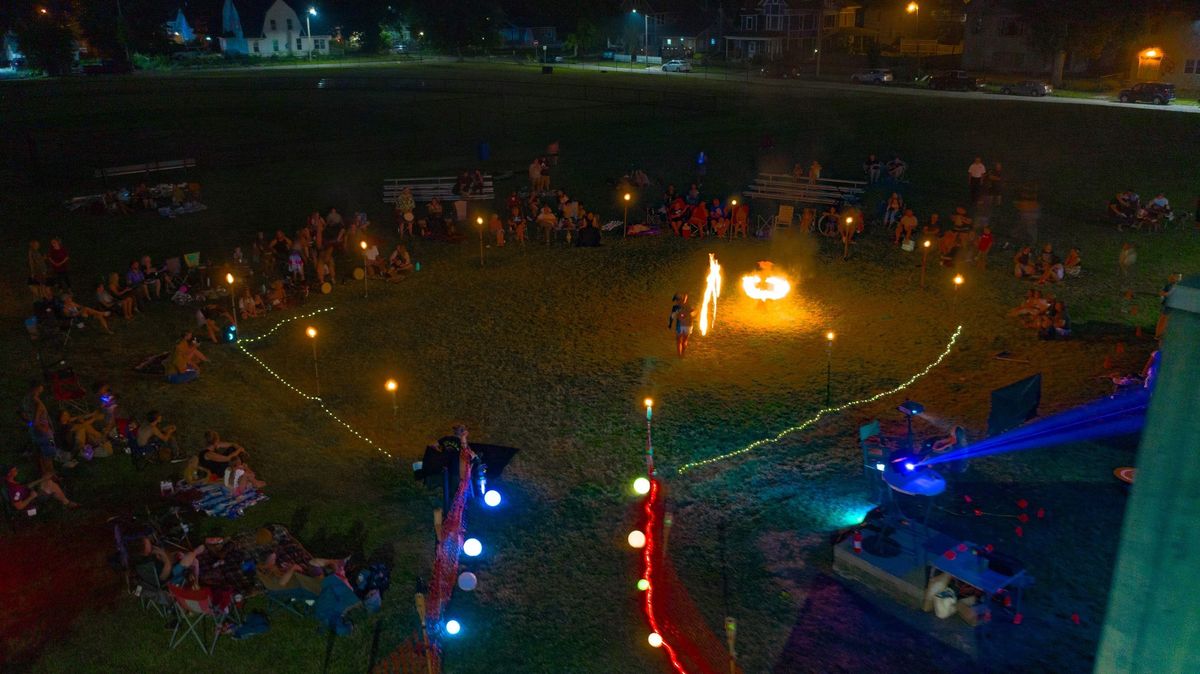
top-left (168, 584), bottom-right (231, 655)
top-left (49, 368), bottom-right (90, 414)
top-left (256, 569), bottom-right (318, 618)
top-left (134, 561), bottom-right (172, 618)
top-left (773, 204), bottom-right (795, 231)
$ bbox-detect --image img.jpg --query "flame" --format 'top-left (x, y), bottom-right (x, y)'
top-left (741, 274), bottom-right (791, 301)
top-left (698, 253), bottom-right (722, 336)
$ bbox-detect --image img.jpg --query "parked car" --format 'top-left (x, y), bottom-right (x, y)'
top-left (999, 80), bottom-right (1052, 96)
top-left (661, 60), bottom-right (692, 73)
top-left (928, 70), bottom-right (984, 91)
top-left (761, 61), bottom-right (802, 79)
top-left (1117, 82), bottom-right (1175, 105)
top-left (851, 68), bottom-right (894, 84)
top-left (81, 59), bottom-right (133, 75)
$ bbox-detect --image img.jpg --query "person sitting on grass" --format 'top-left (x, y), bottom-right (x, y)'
top-left (138, 411), bottom-right (181, 460)
top-left (195, 303), bottom-right (233, 344)
top-left (1013, 246), bottom-right (1036, 279)
top-left (199, 430), bottom-right (246, 480)
top-left (387, 244), bottom-right (413, 278)
top-left (883, 193), bottom-right (903, 228)
top-left (223, 454), bottom-right (266, 495)
top-left (257, 550), bottom-right (327, 595)
top-left (238, 287), bottom-right (267, 320)
top-left (107, 272), bottom-right (142, 312)
top-left (96, 280), bottom-right (135, 320)
top-left (139, 256), bottom-right (169, 298)
top-left (894, 208), bottom-right (918, 246)
top-left (1036, 254), bottom-right (1065, 285)
top-left (4, 464), bottom-right (79, 511)
top-left (166, 330), bottom-right (206, 383)
top-left (61, 292), bottom-right (114, 333)
top-left (1063, 248), bottom-right (1082, 277)
top-left (126, 260), bottom-right (150, 303)
top-left (57, 409), bottom-right (108, 458)
top-left (536, 206), bottom-right (558, 244)
top-left (1008, 289), bottom-right (1049, 323)
top-left (135, 537), bottom-right (204, 586)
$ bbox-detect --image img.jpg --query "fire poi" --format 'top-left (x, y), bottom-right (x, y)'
top-left (741, 261), bottom-right (791, 301)
top-left (698, 253), bottom-right (722, 336)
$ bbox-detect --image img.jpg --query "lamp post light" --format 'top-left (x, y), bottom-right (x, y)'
top-left (476, 216), bottom-right (485, 267)
top-left (307, 7), bottom-right (317, 61)
top-left (225, 272), bottom-right (237, 325)
top-left (306, 326), bottom-right (320, 396)
top-left (643, 398), bottom-right (654, 476)
top-left (542, 44), bottom-right (547, 64)
top-left (953, 273), bottom-right (964, 312)
top-left (843, 216), bottom-right (854, 259)
top-left (729, 198), bottom-right (737, 239)
top-left (632, 8), bottom-right (649, 68)
top-left (906, 2), bottom-right (920, 74)
top-left (385, 378), bottom-right (398, 420)
top-left (920, 239), bottom-right (931, 288)
top-left (623, 192), bottom-right (632, 238)
top-left (825, 331), bottom-right (835, 406)
top-left (359, 240), bottom-right (369, 298)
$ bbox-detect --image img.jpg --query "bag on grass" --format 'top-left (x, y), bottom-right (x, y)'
top-left (232, 612), bottom-right (270, 639)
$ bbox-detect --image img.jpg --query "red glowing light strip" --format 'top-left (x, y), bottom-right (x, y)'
top-left (643, 479), bottom-right (689, 674)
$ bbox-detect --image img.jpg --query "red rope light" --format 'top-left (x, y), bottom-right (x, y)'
top-left (642, 478), bottom-right (689, 674)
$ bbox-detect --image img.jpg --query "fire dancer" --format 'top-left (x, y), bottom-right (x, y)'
top-left (668, 293), bottom-right (696, 357)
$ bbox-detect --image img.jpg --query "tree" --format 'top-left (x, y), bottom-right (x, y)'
top-left (1015, 0), bottom-right (1150, 85)
top-left (563, 18), bottom-right (601, 57)
top-left (7, 3), bottom-right (76, 75)
top-left (74, 0), bottom-right (170, 60)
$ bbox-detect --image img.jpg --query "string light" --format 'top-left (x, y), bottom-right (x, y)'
top-left (677, 325), bottom-right (962, 474)
top-left (234, 306), bottom-right (394, 459)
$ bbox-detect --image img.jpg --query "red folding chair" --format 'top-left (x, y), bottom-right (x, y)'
top-left (49, 368), bottom-right (89, 414)
top-left (168, 584), bottom-right (230, 655)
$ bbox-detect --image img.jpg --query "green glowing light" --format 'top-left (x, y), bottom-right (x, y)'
top-left (637, 578), bottom-right (650, 591)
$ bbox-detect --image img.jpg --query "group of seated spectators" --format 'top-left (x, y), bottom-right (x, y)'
top-left (658, 183), bottom-right (750, 239)
top-left (863, 154), bottom-right (908, 184)
top-left (1107, 190), bottom-right (1173, 232)
top-left (84, 182), bottom-right (203, 217)
top-left (1013, 243), bottom-right (1081, 284)
top-left (1008, 288), bottom-right (1072, 340)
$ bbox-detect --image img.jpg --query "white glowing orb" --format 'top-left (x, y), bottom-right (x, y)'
top-left (633, 477), bottom-right (651, 495)
top-left (463, 538), bottom-right (482, 557)
top-left (445, 619), bottom-right (461, 635)
top-left (484, 489), bottom-right (502, 507)
top-left (648, 632), bottom-right (663, 648)
top-left (627, 530), bottom-right (646, 549)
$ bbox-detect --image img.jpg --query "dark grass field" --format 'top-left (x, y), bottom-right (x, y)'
top-left (1, 62), bottom-right (1197, 673)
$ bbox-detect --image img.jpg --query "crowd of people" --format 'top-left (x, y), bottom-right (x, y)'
top-left (1107, 189), bottom-right (1175, 232)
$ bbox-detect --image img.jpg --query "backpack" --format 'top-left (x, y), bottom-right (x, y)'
top-left (353, 563), bottom-right (391, 599)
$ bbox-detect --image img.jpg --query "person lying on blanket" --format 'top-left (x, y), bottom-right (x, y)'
top-left (223, 454), bottom-right (265, 495)
top-left (259, 551), bottom-right (348, 594)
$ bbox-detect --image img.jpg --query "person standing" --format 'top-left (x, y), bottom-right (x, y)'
top-left (967, 157), bottom-right (988, 204)
top-left (976, 226), bottom-right (994, 269)
top-left (46, 237), bottom-right (71, 290)
top-left (987, 162), bottom-right (1004, 205)
top-left (669, 293), bottom-right (695, 357)
top-left (1118, 242), bottom-right (1137, 278)
top-left (27, 240), bottom-right (51, 301)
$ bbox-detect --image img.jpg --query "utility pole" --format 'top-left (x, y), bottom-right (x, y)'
top-left (815, 0), bottom-right (824, 77)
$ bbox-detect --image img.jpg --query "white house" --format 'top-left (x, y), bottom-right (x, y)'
top-left (219, 0), bottom-right (331, 57)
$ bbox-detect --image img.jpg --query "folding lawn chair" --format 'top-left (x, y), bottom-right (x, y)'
top-left (49, 368), bottom-right (90, 414)
top-left (256, 569), bottom-right (318, 618)
top-left (774, 204), bottom-right (795, 231)
top-left (168, 584), bottom-right (231, 655)
top-left (134, 561), bottom-right (172, 618)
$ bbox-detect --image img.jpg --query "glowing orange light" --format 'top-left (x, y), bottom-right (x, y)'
top-left (225, 272), bottom-right (234, 285)
top-left (906, 2), bottom-right (919, 14)
top-left (954, 274), bottom-right (964, 286)
top-left (360, 240), bottom-right (368, 250)
top-left (741, 274), bottom-right (791, 301)
top-left (624, 193), bottom-right (631, 202)
top-left (923, 240), bottom-right (931, 248)
top-left (306, 327), bottom-right (317, 338)
top-left (826, 330), bottom-right (835, 342)
top-left (698, 253), bottom-right (722, 336)
top-left (644, 398), bottom-right (653, 408)
top-left (385, 379), bottom-right (398, 392)
top-left (1141, 48), bottom-right (1161, 59)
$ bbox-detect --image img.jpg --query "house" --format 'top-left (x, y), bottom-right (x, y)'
top-left (723, 1), bottom-right (864, 61)
top-left (218, 0), bottom-right (331, 57)
top-left (657, 15), bottom-right (723, 59)
top-left (499, 21), bottom-right (558, 48)
top-left (962, 0), bottom-right (1084, 74)
top-left (857, 0), bottom-right (964, 57)
top-left (1128, 15), bottom-right (1200, 87)
top-left (2, 31), bottom-right (23, 67)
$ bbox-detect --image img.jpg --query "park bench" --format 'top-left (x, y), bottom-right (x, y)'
top-left (744, 173), bottom-right (867, 209)
top-left (382, 175), bottom-right (495, 205)
top-left (94, 158), bottom-right (196, 181)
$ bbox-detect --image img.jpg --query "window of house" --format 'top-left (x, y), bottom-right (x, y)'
top-left (287, 18), bottom-right (294, 31)
top-left (1185, 59), bottom-right (1197, 74)
top-left (272, 39), bottom-right (279, 52)
top-left (315, 39), bottom-right (325, 50)
top-left (742, 15), bottom-right (755, 31)
top-left (252, 41), bottom-right (260, 53)
top-left (767, 15), bottom-right (781, 31)
top-left (296, 37), bottom-right (303, 50)
top-left (270, 19), bottom-right (276, 31)
top-left (765, 1), bottom-right (781, 14)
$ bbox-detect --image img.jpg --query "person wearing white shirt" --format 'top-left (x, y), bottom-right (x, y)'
top-left (967, 157), bottom-right (988, 203)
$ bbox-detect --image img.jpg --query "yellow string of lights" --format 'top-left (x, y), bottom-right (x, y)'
top-left (234, 306), bottom-right (394, 459)
top-left (677, 325), bottom-right (962, 474)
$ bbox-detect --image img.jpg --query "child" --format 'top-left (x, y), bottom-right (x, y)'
top-left (976, 226), bottom-right (994, 269)
top-left (288, 245), bottom-right (305, 282)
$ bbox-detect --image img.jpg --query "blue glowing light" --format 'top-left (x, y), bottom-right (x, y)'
top-left (904, 462), bottom-right (915, 471)
top-left (875, 462), bottom-right (885, 471)
top-left (445, 619), bottom-right (461, 635)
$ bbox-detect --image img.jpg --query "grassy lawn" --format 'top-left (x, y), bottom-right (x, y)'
top-left (1, 63), bottom-right (1198, 674)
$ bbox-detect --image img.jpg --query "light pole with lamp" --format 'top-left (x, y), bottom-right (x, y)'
top-left (953, 273), bottom-right (964, 312)
top-left (385, 378), bottom-right (398, 420)
top-left (306, 326), bottom-right (320, 396)
top-left (225, 273), bottom-right (237, 325)
top-left (476, 216), bottom-right (485, 267)
top-left (623, 192), bottom-right (632, 238)
top-left (632, 9), bottom-right (649, 67)
top-left (306, 7), bottom-right (317, 61)
top-left (542, 44), bottom-right (547, 64)
top-left (906, 2), bottom-right (920, 75)
top-left (359, 240), bottom-right (370, 298)
top-left (825, 331), bottom-right (835, 406)
top-left (920, 239), bottom-right (931, 288)
top-left (643, 398), bottom-right (655, 476)
top-left (728, 198), bottom-right (738, 239)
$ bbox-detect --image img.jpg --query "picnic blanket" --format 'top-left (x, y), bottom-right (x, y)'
top-left (158, 202), bottom-right (208, 218)
top-left (188, 482), bottom-right (269, 519)
top-left (197, 524), bottom-right (313, 597)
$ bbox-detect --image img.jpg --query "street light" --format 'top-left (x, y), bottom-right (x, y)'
top-left (906, 2), bottom-right (920, 73)
top-left (225, 273), bottom-right (237, 325)
top-left (631, 9), bottom-right (649, 67)
top-left (476, 216), bottom-right (485, 267)
top-left (306, 7), bottom-right (317, 61)
top-left (306, 326), bottom-right (320, 395)
top-left (385, 378), bottom-right (398, 419)
top-left (825, 331), bottom-right (835, 406)
top-left (623, 192), bottom-right (632, 238)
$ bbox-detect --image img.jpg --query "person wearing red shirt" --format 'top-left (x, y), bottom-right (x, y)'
top-left (46, 237), bottom-right (70, 289)
top-left (976, 226), bottom-right (994, 269)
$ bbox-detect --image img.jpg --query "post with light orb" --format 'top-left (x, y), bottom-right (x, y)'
top-left (644, 398), bottom-right (654, 476)
top-left (953, 273), bottom-right (964, 313)
top-left (306, 326), bottom-right (320, 396)
top-left (476, 216), bottom-right (485, 268)
top-left (385, 378), bottom-right (398, 419)
top-left (623, 192), bottom-right (632, 238)
top-left (920, 239), bottom-right (931, 288)
top-left (225, 272), bottom-right (237, 325)
top-left (359, 239), bottom-right (369, 298)
top-left (728, 198), bottom-right (738, 240)
top-left (306, 7), bottom-right (317, 61)
top-left (825, 331), bottom-right (835, 406)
